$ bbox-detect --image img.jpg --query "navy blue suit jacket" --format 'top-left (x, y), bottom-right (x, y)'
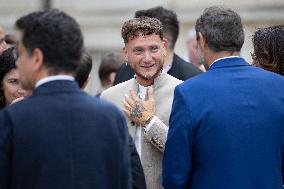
top-left (0, 80), bottom-right (131, 189)
top-left (163, 57), bottom-right (284, 189)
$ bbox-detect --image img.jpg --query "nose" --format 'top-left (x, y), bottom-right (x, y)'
top-left (143, 51), bottom-right (153, 62)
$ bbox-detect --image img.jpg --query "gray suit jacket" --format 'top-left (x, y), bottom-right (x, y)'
top-left (101, 71), bottom-right (182, 189)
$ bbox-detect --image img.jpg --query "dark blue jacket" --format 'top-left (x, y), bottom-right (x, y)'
top-left (163, 57), bottom-right (284, 189)
top-left (0, 80), bottom-right (131, 189)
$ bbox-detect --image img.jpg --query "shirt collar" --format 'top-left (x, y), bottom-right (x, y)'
top-left (35, 75), bottom-right (75, 88)
top-left (209, 56), bottom-right (242, 68)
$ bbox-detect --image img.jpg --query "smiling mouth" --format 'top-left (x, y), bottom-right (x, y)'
top-left (141, 64), bottom-right (155, 69)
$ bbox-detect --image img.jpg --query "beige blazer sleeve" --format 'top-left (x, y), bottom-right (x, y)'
top-left (144, 118), bottom-right (168, 152)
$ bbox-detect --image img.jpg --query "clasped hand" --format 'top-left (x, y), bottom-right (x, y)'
top-left (122, 87), bottom-right (155, 126)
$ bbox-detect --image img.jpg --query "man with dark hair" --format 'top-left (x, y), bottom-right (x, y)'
top-left (113, 6), bottom-right (202, 85)
top-left (75, 50), bottom-right (93, 89)
top-left (163, 6), bottom-right (284, 189)
top-left (98, 52), bottom-right (123, 93)
top-left (101, 17), bottom-right (182, 189)
top-left (0, 9), bottom-right (131, 189)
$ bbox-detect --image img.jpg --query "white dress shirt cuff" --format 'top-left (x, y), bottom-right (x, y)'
top-left (144, 116), bottom-right (157, 133)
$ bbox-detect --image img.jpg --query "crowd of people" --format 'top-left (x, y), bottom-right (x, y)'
top-left (0, 5), bottom-right (283, 189)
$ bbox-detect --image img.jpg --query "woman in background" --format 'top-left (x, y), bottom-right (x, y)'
top-left (252, 25), bottom-right (284, 76)
top-left (0, 47), bottom-right (28, 109)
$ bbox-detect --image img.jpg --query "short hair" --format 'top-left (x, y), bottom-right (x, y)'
top-left (135, 6), bottom-right (179, 50)
top-left (0, 47), bottom-right (18, 108)
top-left (15, 9), bottom-right (84, 75)
top-left (121, 17), bottom-right (163, 44)
top-left (252, 25), bottom-right (284, 76)
top-left (99, 52), bottom-right (123, 87)
top-left (75, 50), bottom-right (93, 88)
top-left (195, 6), bottom-right (244, 52)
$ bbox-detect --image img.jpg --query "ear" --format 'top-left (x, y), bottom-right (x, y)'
top-left (123, 47), bottom-right (128, 63)
top-left (162, 38), bottom-right (168, 56)
top-left (197, 32), bottom-right (206, 50)
top-left (31, 48), bottom-right (44, 72)
top-left (81, 76), bottom-right (89, 90)
top-left (109, 72), bottom-right (116, 84)
top-left (162, 38), bottom-right (169, 49)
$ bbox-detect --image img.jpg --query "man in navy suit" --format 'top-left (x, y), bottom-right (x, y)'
top-left (0, 9), bottom-right (131, 189)
top-left (163, 6), bottom-right (284, 189)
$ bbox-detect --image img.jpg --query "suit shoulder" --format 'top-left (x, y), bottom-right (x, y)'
top-left (174, 54), bottom-right (203, 74)
top-left (165, 74), bottom-right (183, 86)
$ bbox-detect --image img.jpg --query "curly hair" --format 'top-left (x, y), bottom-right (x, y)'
top-left (252, 25), bottom-right (284, 76)
top-left (121, 17), bottom-right (163, 44)
top-left (0, 47), bottom-right (18, 108)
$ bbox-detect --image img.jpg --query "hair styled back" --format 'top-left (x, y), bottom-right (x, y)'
top-left (121, 17), bottom-right (163, 44)
top-left (15, 9), bottom-right (84, 75)
top-left (135, 6), bottom-right (179, 50)
top-left (252, 25), bottom-right (284, 75)
top-left (195, 6), bottom-right (244, 52)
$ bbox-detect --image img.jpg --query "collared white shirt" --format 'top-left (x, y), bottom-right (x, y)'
top-left (209, 56), bottom-right (242, 68)
top-left (35, 75), bottom-right (75, 88)
top-left (134, 84), bottom-right (157, 157)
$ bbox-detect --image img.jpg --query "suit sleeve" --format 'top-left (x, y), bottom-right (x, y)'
top-left (162, 86), bottom-right (193, 189)
top-left (144, 118), bottom-right (168, 152)
top-left (282, 148), bottom-right (284, 184)
top-left (114, 108), bottom-right (132, 189)
top-left (128, 134), bottom-right (146, 189)
top-left (0, 110), bottom-right (12, 189)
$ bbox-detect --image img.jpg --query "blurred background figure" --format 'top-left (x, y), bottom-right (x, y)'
top-left (0, 47), bottom-right (28, 109)
top-left (0, 26), bottom-right (4, 39)
top-left (4, 34), bottom-right (18, 48)
top-left (252, 25), bottom-right (284, 76)
top-left (98, 52), bottom-right (123, 95)
top-left (0, 26), bottom-right (8, 54)
top-left (186, 28), bottom-right (206, 71)
top-left (75, 50), bottom-right (93, 89)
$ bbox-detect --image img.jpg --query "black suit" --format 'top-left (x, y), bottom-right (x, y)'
top-left (113, 53), bottom-right (202, 85)
top-left (0, 80), bottom-right (131, 189)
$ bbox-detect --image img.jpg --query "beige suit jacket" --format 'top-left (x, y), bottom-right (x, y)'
top-left (101, 71), bottom-right (182, 189)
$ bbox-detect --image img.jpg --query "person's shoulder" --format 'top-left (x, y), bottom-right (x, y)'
top-left (173, 54), bottom-right (203, 78)
top-left (165, 73), bottom-right (183, 86)
top-left (101, 78), bottom-right (134, 98)
top-left (177, 71), bottom-right (208, 90)
top-left (253, 66), bottom-right (284, 84)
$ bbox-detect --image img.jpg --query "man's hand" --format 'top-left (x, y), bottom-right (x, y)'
top-left (123, 87), bottom-right (155, 126)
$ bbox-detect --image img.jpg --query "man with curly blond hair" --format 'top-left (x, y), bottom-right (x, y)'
top-left (101, 17), bottom-right (182, 189)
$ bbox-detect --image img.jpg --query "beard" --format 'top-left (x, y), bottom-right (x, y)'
top-left (134, 61), bottom-right (164, 81)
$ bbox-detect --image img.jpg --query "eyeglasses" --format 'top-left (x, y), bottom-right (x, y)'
top-left (250, 52), bottom-right (257, 60)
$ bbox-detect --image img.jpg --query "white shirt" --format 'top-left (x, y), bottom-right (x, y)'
top-left (35, 75), bottom-right (75, 88)
top-left (134, 84), bottom-right (157, 156)
top-left (209, 56), bottom-right (242, 68)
